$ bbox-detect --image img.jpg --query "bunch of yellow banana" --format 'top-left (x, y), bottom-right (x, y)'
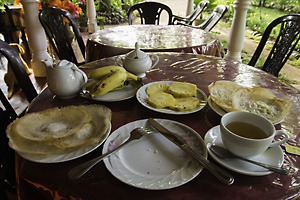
top-left (86, 66), bottom-right (140, 97)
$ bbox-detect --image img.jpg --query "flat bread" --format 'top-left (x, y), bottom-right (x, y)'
top-left (12, 106), bottom-right (92, 141)
top-left (6, 124), bottom-right (67, 154)
top-left (208, 80), bottom-right (243, 112)
top-left (6, 105), bottom-right (112, 155)
top-left (232, 87), bottom-right (291, 123)
top-left (49, 105), bottom-right (111, 149)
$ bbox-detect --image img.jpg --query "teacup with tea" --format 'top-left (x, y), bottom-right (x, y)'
top-left (220, 111), bottom-right (288, 158)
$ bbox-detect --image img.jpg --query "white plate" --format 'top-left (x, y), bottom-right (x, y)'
top-left (136, 81), bottom-right (207, 115)
top-left (18, 123), bottom-right (111, 163)
top-left (207, 96), bottom-right (226, 116)
top-left (204, 125), bottom-right (284, 176)
top-left (207, 96), bottom-right (284, 125)
top-left (81, 80), bottom-right (143, 102)
top-left (102, 119), bottom-right (207, 190)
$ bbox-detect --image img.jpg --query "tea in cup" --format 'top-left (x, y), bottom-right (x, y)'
top-left (220, 111), bottom-right (288, 158)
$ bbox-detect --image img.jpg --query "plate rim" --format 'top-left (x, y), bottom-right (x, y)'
top-left (18, 123), bottom-right (111, 163)
top-left (203, 125), bottom-right (284, 176)
top-left (136, 81), bottom-right (207, 115)
top-left (81, 80), bottom-right (143, 102)
top-left (102, 118), bottom-right (207, 190)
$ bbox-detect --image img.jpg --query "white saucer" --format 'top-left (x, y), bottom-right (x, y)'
top-left (204, 125), bottom-right (284, 176)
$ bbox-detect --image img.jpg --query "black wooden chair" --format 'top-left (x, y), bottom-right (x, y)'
top-left (0, 39), bottom-right (38, 200)
top-left (0, 4), bottom-right (30, 54)
top-left (127, 2), bottom-right (173, 25)
top-left (0, 10), bottom-right (12, 46)
top-left (0, 89), bottom-right (17, 200)
top-left (186, 5), bottom-right (229, 31)
top-left (39, 7), bottom-right (86, 65)
top-left (172, 0), bottom-right (209, 25)
top-left (0, 39), bottom-right (37, 102)
top-left (248, 14), bottom-right (300, 77)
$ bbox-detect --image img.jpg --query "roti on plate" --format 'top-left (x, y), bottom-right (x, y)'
top-left (6, 105), bottom-right (111, 155)
top-left (232, 87), bottom-right (291, 123)
top-left (208, 80), bottom-right (243, 112)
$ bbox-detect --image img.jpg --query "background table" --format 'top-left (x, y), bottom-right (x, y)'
top-left (18, 53), bottom-right (300, 200)
top-left (86, 25), bottom-right (224, 62)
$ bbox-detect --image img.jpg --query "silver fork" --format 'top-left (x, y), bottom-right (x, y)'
top-left (68, 127), bottom-right (150, 179)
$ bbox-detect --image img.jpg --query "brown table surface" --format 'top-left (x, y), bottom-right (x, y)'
top-left (86, 25), bottom-right (224, 62)
top-left (17, 53), bottom-right (300, 200)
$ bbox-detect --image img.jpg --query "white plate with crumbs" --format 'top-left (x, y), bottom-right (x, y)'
top-left (136, 81), bottom-right (207, 115)
top-left (102, 119), bottom-right (207, 190)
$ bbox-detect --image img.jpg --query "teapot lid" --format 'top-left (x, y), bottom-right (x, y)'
top-left (55, 60), bottom-right (74, 69)
top-left (126, 42), bottom-right (148, 59)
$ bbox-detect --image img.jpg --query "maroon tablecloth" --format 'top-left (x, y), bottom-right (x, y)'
top-left (17, 53), bottom-right (300, 200)
top-left (86, 25), bottom-right (224, 62)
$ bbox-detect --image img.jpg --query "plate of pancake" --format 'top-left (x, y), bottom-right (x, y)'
top-left (208, 80), bottom-right (292, 124)
top-left (6, 105), bottom-right (112, 163)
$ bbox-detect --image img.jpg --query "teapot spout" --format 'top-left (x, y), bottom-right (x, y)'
top-left (41, 59), bottom-right (53, 69)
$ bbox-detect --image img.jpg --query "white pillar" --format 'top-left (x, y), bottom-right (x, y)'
top-left (20, 0), bottom-right (51, 77)
top-left (224, 0), bottom-right (251, 62)
top-left (186, 0), bottom-right (194, 16)
top-left (87, 0), bottom-right (98, 33)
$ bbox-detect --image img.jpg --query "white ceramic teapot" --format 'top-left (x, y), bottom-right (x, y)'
top-left (42, 59), bottom-right (87, 99)
top-left (115, 42), bottom-right (159, 77)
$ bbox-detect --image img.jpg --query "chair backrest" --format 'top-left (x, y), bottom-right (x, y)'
top-left (248, 14), bottom-right (300, 77)
top-left (2, 4), bottom-right (30, 54)
top-left (0, 89), bottom-right (17, 197)
top-left (0, 39), bottom-right (37, 102)
top-left (0, 39), bottom-right (38, 197)
top-left (4, 4), bottom-right (18, 31)
top-left (0, 11), bottom-right (12, 44)
top-left (39, 7), bottom-right (86, 65)
top-left (198, 5), bottom-right (229, 31)
top-left (128, 2), bottom-right (173, 25)
top-left (173, 0), bottom-right (209, 25)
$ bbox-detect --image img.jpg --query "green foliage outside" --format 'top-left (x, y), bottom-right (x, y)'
top-left (0, 0), bottom-right (15, 7)
top-left (95, 0), bottom-right (143, 25)
top-left (194, 0), bottom-right (300, 52)
top-left (194, 0), bottom-right (300, 83)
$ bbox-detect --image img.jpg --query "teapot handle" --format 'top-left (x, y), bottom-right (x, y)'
top-left (150, 55), bottom-right (159, 69)
top-left (115, 55), bottom-right (125, 66)
top-left (72, 66), bottom-right (88, 86)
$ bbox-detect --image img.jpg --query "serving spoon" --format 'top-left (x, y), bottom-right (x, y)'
top-left (210, 146), bottom-right (289, 175)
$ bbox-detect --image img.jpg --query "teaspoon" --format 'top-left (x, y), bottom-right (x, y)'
top-left (210, 146), bottom-right (289, 175)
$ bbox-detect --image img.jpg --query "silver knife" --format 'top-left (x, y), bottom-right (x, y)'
top-left (148, 118), bottom-right (234, 185)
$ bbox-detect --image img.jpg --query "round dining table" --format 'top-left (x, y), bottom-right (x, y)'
top-left (17, 53), bottom-right (300, 200)
top-left (86, 25), bottom-right (224, 62)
